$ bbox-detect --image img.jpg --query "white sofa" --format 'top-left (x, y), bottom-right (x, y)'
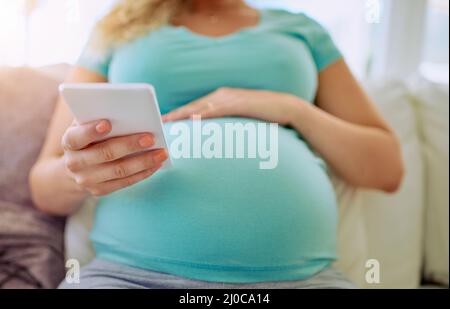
top-left (65, 74), bottom-right (449, 289)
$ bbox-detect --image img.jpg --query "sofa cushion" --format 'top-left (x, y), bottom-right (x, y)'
top-left (361, 80), bottom-right (425, 288)
top-left (331, 176), bottom-right (368, 288)
top-left (0, 66), bottom-right (65, 206)
top-left (410, 77), bottom-right (449, 286)
top-left (0, 200), bottom-right (65, 288)
top-left (0, 65), bottom-right (69, 288)
top-left (65, 197), bottom-right (97, 267)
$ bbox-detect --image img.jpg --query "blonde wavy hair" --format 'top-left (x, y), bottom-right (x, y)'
top-left (96, 0), bottom-right (190, 47)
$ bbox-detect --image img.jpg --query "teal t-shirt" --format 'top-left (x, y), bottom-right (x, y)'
top-left (77, 9), bottom-right (343, 283)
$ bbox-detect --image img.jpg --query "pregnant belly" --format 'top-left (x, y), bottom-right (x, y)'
top-left (92, 118), bottom-right (338, 271)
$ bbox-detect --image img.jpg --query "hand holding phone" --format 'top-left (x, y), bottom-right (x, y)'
top-left (59, 83), bottom-right (171, 196)
top-left (61, 119), bottom-right (168, 196)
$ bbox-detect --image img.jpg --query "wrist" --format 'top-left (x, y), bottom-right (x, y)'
top-left (30, 157), bottom-right (89, 216)
top-left (283, 94), bottom-right (309, 127)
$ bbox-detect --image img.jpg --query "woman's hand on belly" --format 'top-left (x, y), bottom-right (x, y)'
top-left (162, 87), bottom-right (299, 125)
top-left (62, 120), bottom-right (169, 197)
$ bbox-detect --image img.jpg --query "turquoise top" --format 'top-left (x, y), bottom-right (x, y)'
top-left (77, 9), bottom-right (342, 283)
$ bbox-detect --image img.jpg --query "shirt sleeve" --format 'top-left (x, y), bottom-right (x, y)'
top-left (76, 29), bottom-right (113, 78)
top-left (298, 13), bottom-right (343, 71)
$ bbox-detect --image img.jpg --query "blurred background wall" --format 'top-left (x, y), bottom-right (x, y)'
top-left (0, 0), bottom-right (448, 83)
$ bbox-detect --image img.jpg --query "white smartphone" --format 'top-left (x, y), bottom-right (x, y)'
top-left (59, 83), bottom-right (172, 168)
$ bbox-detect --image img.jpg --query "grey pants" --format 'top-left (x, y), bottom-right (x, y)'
top-left (59, 259), bottom-right (356, 289)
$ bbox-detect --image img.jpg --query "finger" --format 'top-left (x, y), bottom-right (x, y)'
top-left (163, 106), bottom-right (196, 122)
top-left (163, 98), bottom-right (209, 122)
top-left (89, 164), bottom-right (162, 197)
top-left (66, 133), bottom-right (155, 171)
top-left (195, 105), bottom-right (229, 120)
top-left (74, 149), bottom-right (168, 185)
top-left (62, 120), bottom-right (111, 151)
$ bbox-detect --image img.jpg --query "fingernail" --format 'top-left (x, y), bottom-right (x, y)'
top-left (139, 135), bottom-right (154, 148)
top-left (155, 150), bottom-right (168, 162)
top-left (96, 121), bottom-right (109, 134)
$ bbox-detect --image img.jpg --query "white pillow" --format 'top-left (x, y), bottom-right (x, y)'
top-left (410, 77), bottom-right (449, 286)
top-left (331, 175), bottom-right (368, 288)
top-left (64, 197), bottom-right (97, 267)
top-left (361, 80), bottom-right (425, 288)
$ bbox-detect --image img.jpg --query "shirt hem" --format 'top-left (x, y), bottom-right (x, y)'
top-left (93, 243), bottom-right (336, 284)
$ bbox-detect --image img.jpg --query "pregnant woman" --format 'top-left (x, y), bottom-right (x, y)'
top-left (30, 0), bottom-right (404, 289)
